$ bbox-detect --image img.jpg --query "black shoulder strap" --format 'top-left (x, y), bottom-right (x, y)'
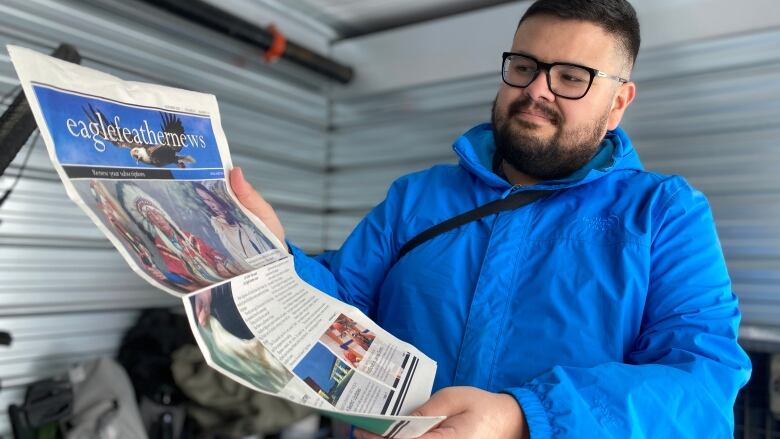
top-left (397, 190), bottom-right (552, 259)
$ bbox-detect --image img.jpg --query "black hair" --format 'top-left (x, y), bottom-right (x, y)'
top-left (193, 182), bottom-right (238, 225)
top-left (518, 0), bottom-right (640, 68)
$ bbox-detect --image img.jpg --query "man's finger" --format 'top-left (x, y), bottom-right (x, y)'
top-left (414, 411), bottom-right (481, 439)
top-left (415, 426), bottom-right (457, 439)
top-left (229, 167), bottom-right (288, 249)
top-left (230, 167), bottom-right (271, 216)
top-left (410, 387), bottom-right (469, 417)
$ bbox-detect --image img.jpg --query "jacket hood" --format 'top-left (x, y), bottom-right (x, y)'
top-left (453, 123), bottom-right (644, 190)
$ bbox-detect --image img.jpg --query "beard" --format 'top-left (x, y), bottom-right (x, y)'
top-left (491, 95), bottom-right (609, 181)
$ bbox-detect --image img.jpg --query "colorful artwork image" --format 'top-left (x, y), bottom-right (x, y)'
top-left (72, 179), bottom-right (278, 293)
top-left (319, 314), bottom-right (378, 368)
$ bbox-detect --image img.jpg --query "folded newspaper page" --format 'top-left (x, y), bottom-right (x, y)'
top-left (9, 45), bottom-right (443, 438)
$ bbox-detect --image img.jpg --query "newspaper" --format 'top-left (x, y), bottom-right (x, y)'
top-left (8, 45), bottom-right (443, 438)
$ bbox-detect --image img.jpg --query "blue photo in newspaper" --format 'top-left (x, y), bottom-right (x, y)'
top-left (32, 83), bottom-right (224, 180)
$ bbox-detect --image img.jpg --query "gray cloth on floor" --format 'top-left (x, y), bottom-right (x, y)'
top-left (63, 357), bottom-right (148, 439)
top-left (171, 344), bottom-right (312, 437)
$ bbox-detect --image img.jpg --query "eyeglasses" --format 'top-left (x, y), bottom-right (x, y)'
top-left (501, 52), bottom-right (628, 100)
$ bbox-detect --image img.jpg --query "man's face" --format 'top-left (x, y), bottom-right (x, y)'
top-left (197, 188), bottom-right (225, 218)
top-left (492, 15), bottom-right (635, 181)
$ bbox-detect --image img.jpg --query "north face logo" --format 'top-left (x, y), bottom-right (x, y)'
top-left (581, 215), bottom-right (619, 232)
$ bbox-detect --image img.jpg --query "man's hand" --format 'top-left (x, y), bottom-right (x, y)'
top-left (229, 167), bottom-right (288, 252)
top-left (355, 387), bottom-right (529, 439)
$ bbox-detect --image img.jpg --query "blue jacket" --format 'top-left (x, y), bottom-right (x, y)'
top-left (290, 123), bottom-right (752, 438)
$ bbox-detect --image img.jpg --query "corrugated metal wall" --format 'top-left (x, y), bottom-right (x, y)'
top-left (624, 29), bottom-right (780, 328)
top-left (326, 28), bottom-right (780, 328)
top-left (0, 0), bottom-right (330, 434)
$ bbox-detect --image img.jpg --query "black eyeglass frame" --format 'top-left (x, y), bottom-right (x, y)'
top-left (501, 51), bottom-right (629, 100)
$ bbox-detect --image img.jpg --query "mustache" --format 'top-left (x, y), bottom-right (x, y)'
top-left (507, 98), bottom-right (561, 125)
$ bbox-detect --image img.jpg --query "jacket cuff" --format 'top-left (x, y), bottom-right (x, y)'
top-left (286, 241), bottom-right (338, 298)
top-left (287, 240), bottom-right (306, 258)
top-left (287, 241), bottom-right (315, 277)
top-left (504, 387), bottom-right (553, 439)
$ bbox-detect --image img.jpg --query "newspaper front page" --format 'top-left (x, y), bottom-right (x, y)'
top-left (9, 45), bottom-right (443, 438)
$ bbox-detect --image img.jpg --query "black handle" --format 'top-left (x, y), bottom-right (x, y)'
top-left (0, 44), bottom-right (81, 178)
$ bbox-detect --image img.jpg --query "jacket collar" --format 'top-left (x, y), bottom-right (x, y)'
top-left (453, 122), bottom-right (643, 191)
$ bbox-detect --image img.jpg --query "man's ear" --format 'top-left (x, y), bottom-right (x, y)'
top-left (607, 81), bottom-right (636, 130)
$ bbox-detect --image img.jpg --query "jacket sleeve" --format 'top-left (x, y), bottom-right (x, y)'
top-left (286, 177), bottom-right (411, 317)
top-left (504, 180), bottom-right (752, 438)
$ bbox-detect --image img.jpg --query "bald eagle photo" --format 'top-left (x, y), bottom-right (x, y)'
top-left (83, 104), bottom-right (196, 168)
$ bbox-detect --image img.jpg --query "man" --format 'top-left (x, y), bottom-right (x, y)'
top-left (230, 0), bottom-right (752, 437)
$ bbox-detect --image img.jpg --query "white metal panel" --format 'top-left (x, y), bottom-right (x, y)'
top-left (621, 31), bottom-right (780, 328)
top-left (282, 0), bottom-right (514, 38)
top-left (331, 109), bottom-right (485, 168)
top-left (329, 157), bottom-right (456, 211)
top-left (332, 75), bottom-right (497, 129)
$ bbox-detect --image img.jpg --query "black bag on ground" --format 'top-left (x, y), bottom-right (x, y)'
top-left (117, 308), bottom-right (197, 439)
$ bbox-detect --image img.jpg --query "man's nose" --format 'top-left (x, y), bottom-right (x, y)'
top-left (524, 70), bottom-right (556, 102)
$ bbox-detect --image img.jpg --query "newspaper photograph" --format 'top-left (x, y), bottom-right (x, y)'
top-left (8, 45), bottom-right (444, 438)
